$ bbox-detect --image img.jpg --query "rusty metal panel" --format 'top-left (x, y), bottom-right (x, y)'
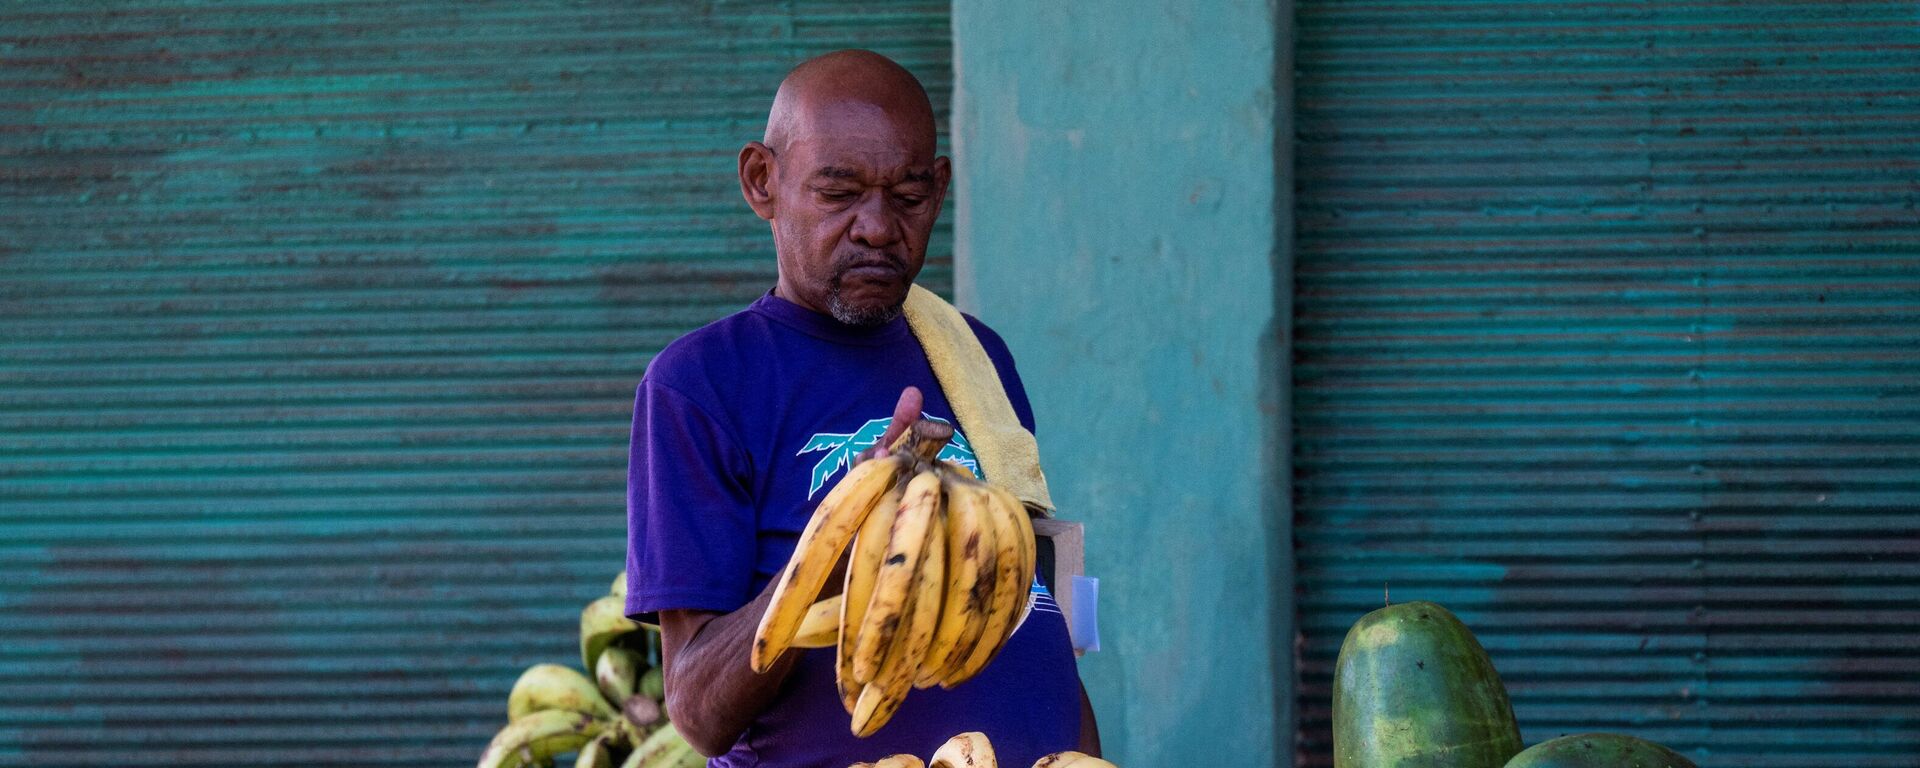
top-left (0, 2), bottom-right (949, 765)
top-left (1291, 1), bottom-right (1920, 767)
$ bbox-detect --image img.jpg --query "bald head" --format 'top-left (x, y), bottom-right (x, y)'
top-left (738, 50), bottom-right (949, 327)
top-left (763, 49), bottom-right (937, 157)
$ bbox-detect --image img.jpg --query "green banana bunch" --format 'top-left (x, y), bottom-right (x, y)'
top-left (481, 571), bottom-right (690, 768)
top-left (509, 664), bottom-right (618, 721)
top-left (582, 594), bottom-right (641, 674)
top-left (638, 668), bottom-right (665, 703)
top-left (575, 730), bottom-right (619, 768)
top-left (620, 723), bottom-right (704, 768)
top-left (596, 646), bottom-right (643, 707)
top-left (478, 710), bottom-right (606, 768)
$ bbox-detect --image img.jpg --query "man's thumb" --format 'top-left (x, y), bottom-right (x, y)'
top-left (878, 386), bottom-right (924, 450)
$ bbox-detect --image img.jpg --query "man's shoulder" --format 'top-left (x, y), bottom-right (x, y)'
top-left (643, 304), bottom-right (778, 396)
top-left (959, 312), bottom-right (1015, 359)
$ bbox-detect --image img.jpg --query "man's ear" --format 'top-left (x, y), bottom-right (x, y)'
top-left (739, 141), bottom-right (777, 221)
top-left (928, 155), bottom-right (953, 216)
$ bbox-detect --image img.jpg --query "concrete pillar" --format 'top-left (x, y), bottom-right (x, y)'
top-left (952, 2), bottom-right (1294, 765)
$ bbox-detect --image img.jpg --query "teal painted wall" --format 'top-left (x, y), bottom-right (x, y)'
top-left (952, 3), bottom-right (1292, 766)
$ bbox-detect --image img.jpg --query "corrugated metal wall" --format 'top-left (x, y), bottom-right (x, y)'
top-left (0, 2), bottom-right (949, 765)
top-left (1291, 1), bottom-right (1919, 767)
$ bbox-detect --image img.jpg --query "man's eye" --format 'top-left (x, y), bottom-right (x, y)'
top-left (895, 195), bottom-right (926, 207)
top-left (819, 190), bottom-right (856, 202)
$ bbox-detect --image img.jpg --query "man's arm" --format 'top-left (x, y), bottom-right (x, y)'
top-left (658, 579), bottom-right (795, 758)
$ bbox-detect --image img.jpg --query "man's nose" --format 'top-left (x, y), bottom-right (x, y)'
top-left (847, 192), bottom-right (901, 248)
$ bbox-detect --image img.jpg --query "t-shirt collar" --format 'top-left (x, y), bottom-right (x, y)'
top-left (751, 289), bottom-right (912, 347)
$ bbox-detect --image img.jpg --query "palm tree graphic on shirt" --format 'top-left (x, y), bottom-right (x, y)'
top-left (798, 413), bottom-right (979, 499)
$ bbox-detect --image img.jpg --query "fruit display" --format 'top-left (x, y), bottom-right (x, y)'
top-left (478, 575), bottom-right (698, 768)
top-left (753, 421), bottom-right (1040, 736)
top-left (1332, 601), bottom-right (1694, 768)
top-left (850, 731), bottom-right (1118, 768)
top-left (1503, 733), bottom-right (1698, 768)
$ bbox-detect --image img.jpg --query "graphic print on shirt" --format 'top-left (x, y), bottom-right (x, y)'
top-left (798, 414), bottom-right (978, 499)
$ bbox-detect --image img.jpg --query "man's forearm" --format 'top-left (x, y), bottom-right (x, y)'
top-left (659, 582), bottom-right (797, 757)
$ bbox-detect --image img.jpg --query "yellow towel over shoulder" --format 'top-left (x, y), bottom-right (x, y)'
top-left (901, 285), bottom-right (1055, 515)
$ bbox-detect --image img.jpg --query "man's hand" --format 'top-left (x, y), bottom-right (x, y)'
top-left (853, 386), bottom-right (923, 465)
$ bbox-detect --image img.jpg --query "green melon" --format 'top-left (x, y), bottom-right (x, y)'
top-left (1504, 734), bottom-right (1696, 768)
top-left (1333, 601), bottom-right (1522, 768)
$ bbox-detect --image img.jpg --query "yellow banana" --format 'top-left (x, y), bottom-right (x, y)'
top-left (853, 467), bottom-right (942, 684)
top-left (899, 489), bottom-right (947, 689)
top-left (944, 488), bottom-right (1026, 688)
top-left (851, 535), bottom-right (930, 737)
top-left (876, 756), bottom-right (927, 768)
top-left (993, 484), bottom-right (1039, 614)
top-left (850, 638), bottom-right (914, 738)
top-left (851, 481), bottom-right (948, 735)
top-left (792, 594), bottom-right (843, 649)
top-left (939, 459), bottom-right (977, 479)
top-left (574, 731), bottom-right (617, 768)
top-left (923, 477), bottom-right (997, 686)
top-left (753, 454), bottom-right (907, 672)
top-left (840, 475), bottom-right (910, 711)
top-left (980, 484), bottom-right (1038, 655)
top-left (582, 594), bottom-right (642, 674)
top-left (594, 646), bottom-right (641, 707)
top-left (611, 570), bottom-right (628, 599)
top-left (929, 731), bottom-right (998, 768)
top-left (506, 663), bottom-right (616, 721)
top-left (477, 709), bottom-right (605, 768)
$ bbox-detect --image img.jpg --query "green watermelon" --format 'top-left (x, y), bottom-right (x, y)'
top-left (1504, 734), bottom-right (1696, 768)
top-left (1333, 601), bottom-right (1522, 768)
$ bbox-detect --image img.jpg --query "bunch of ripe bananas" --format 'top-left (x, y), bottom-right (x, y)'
top-left (850, 731), bottom-right (1118, 768)
top-left (477, 573), bottom-right (701, 768)
top-left (752, 421), bottom-right (1040, 736)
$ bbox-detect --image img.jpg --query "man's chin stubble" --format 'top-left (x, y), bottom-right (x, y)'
top-left (826, 284), bottom-right (904, 327)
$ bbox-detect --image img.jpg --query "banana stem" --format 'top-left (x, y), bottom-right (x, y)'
top-left (903, 420), bottom-right (953, 463)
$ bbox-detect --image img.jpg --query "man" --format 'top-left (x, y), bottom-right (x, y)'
top-left (624, 50), bottom-right (1100, 767)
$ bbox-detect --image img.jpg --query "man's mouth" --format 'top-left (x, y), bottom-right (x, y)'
top-left (838, 261), bottom-right (903, 284)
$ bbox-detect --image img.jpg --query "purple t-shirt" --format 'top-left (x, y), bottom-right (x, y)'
top-left (626, 291), bottom-right (1081, 768)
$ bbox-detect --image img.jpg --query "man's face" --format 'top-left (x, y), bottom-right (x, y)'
top-left (763, 101), bottom-right (949, 325)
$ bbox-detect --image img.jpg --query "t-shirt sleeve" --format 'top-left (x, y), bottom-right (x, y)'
top-left (625, 377), bottom-right (758, 621)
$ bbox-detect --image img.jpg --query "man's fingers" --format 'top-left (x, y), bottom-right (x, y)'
top-left (875, 386), bottom-right (923, 452)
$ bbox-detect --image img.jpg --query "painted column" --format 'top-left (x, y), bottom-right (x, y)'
top-left (952, 3), bottom-right (1294, 766)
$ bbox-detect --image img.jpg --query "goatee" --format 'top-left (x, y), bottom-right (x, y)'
top-left (826, 285), bottom-right (904, 327)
